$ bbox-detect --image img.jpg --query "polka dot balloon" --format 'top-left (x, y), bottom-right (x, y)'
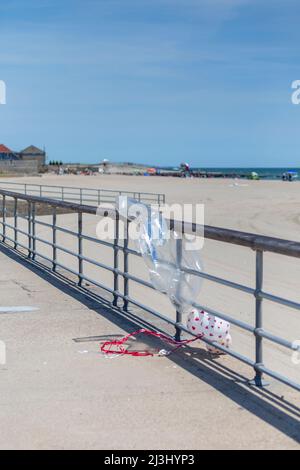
top-left (186, 308), bottom-right (232, 354)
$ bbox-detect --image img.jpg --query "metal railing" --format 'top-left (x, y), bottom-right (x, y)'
top-left (0, 181), bottom-right (165, 206)
top-left (0, 188), bottom-right (299, 392)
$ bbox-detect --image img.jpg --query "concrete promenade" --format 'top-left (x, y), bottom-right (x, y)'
top-left (0, 246), bottom-right (299, 449)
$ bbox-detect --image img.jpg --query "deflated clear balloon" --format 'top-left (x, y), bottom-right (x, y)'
top-left (134, 205), bottom-right (203, 311)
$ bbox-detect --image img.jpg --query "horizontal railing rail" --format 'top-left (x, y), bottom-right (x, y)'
top-left (0, 181), bottom-right (166, 206)
top-left (0, 189), bottom-right (299, 392)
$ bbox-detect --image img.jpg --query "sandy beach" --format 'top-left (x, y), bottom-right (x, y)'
top-left (6, 173), bottom-right (300, 240)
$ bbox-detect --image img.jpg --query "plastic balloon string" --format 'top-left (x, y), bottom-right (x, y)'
top-left (100, 328), bottom-right (203, 357)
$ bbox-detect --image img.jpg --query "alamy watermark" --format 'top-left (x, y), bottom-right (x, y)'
top-left (0, 80), bottom-right (6, 105)
top-left (0, 340), bottom-right (6, 365)
top-left (96, 200), bottom-right (205, 251)
top-left (291, 80), bottom-right (300, 104)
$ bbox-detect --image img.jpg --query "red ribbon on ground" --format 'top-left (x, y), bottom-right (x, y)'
top-left (100, 328), bottom-right (203, 357)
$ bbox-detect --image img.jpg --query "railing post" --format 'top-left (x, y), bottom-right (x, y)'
top-left (255, 250), bottom-right (263, 380)
top-left (14, 197), bottom-right (18, 249)
top-left (32, 202), bottom-right (36, 260)
top-left (2, 195), bottom-right (6, 242)
top-left (52, 207), bottom-right (57, 272)
top-left (250, 250), bottom-right (268, 387)
top-left (123, 219), bottom-right (129, 312)
top-left (113, 211), bottom-right (119, 307)
top-left (78, 212), bottom-right (83, 286)
top-left (27, 201), bottom-right (32, 258)
top-left (175, 237), bottom-right (183, 341)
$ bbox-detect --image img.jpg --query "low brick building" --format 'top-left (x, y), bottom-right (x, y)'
top-left (0, 144), bottom-right (19, 161)
top-left (0, 143), bottom-right (44, 174)
top-left (19, 145), bottom-right (46, 169)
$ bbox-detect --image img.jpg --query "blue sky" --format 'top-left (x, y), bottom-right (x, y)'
top-left (0, 0), bottom-right (300, 167)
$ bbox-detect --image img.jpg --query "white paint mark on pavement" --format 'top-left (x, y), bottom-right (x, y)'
top-left (0, 306), bottom-right (39, 313)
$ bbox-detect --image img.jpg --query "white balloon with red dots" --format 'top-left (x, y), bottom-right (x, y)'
top-left (186, 308), bottom-right (232, 353)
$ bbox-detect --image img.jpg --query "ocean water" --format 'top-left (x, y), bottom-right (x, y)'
top-left (198, 168), bottom-right (299, 179)
top-left (162, 167), bottom-right (300, 180)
